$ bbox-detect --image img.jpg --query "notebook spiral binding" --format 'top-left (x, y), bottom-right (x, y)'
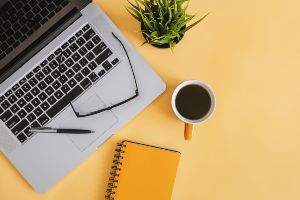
top-left (105, 141), bottom-right (127, 200)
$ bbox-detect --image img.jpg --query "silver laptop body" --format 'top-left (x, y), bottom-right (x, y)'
top-left (0, 3), bottom-right (166, 193)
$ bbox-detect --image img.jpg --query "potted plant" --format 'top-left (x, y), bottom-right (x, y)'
top-left (126, 0), bottom-right (208, 49)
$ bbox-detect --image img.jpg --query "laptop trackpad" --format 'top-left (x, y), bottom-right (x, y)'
top-left (58, 94), bottom-right (118, 152)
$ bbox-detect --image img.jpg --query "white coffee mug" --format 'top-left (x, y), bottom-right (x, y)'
top-left (171, 80), bottom-right (216, 140)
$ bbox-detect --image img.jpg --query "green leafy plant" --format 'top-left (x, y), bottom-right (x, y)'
top-left (126, 0), bottom-right (209, 49)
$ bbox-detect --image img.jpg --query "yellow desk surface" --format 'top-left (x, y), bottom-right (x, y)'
top-left (1, 0), bottom-right (300, 199)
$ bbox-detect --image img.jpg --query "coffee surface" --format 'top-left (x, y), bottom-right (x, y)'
top-left (175, 84), bottom-right (212, 120)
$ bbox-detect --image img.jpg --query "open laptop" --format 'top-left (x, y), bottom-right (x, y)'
top-left (0, 0), bottom-right (166, 193)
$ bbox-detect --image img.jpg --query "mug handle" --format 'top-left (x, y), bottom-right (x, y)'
top-left (184, 123), bottom-right (194, 140)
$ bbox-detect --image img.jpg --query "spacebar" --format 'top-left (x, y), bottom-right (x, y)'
top-left (47, 85), bottom-right (84, 118)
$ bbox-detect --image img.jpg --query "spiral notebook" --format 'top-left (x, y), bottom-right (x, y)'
top-left (106, 141), bottom-right (181, 200)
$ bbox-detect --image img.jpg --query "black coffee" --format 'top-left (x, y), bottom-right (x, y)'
top-left (175, 84), bottom-right (212, 120)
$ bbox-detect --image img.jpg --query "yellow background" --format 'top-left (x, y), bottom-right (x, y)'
top-left (1, 0), bottom-right (300, 199)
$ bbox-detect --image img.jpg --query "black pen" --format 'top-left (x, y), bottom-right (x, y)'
top-left (29, 127), bottom-right (95, 134)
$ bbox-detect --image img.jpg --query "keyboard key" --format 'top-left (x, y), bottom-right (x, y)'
top-left (5, 90), bottom-right (12, 97)
top-left (41, 102), bottom-right (50, 111)
top-left (24, 93), bottom-right (34, 102)
top-left (66, 69), bottom-right (75, 78)
top-left (38, 114), bottom-right (50, 125)
top-left (47, 85), bottom-right (83, 118)
top-left (26, 72), bottom-right (34, 79)
top-left (75, 30), bottom-right (83, 37)
top-left (11, 104), bottom-right (20, 113)
top-left (79, 58), bottom-right (88, 67)
top-left (98, 69), bottom-right (106, 77)
top-left (86, 52), bottom-right (95, 61)
top-left (38, 92), bottom-right (47, 102)
top-left (89, 72), bottom-right (99, 82)
top-left (34, 108), bottom-right (43, 117)
top-left (75, 73), bottom-right (84, 82)
top-left (12, 84), bottom-right (20, 91)
top-left (6, 115), bottom-right (20, 129)
top-left (59, 75), bottom-right (68, 84)
top-left (47, 54), bottom-right (55, 61)
top-left (25, 104), bottom-right (34, 113)
top-left (1, 110), bottom-right (13, 122)
top-left (54, 48), bottom-right (62, 55)
top-left (54, 90), bottom-right (64, 99)
top-left (22, 83), bottom-right (31, 92)
top-left (17, 98), bottom-right (26, 108)
top-left (45, 75), bottom-right (54, 84)
top-left (102, 61), bottom-right (113, 71)
top-left (33, 66), bottom-right (41, 73)
top-left (36, 72), bottom-right (45, 80)
top-left (8, 95), bottom-right (17, 104)
top-left (112, 58), bottom-right (120, 65)
top-left (1, 100), bottom-right (10, 110)
top-left (78, 46), bottom-right (87, 56)
top-left (85, 41), bottom-right (95, 50)
top-left (62, 49), bottom-right (72, 58)
top-left (29, 77), bottom-right (38, 86)
top-left (80, 78), bottom-right (92, 90)
top-left (61, 85), bottom-right (70, 93)
top-left (40, 60), bottom-right (48, 67)
top-left (31, 87), bottom-right (40, 96)
top-left (81, 67), bottom-right (91, 76)
top-left (17, 109), bottom-right (27, 118)
top-left (62, 42), bottom-right (69, 49)
top-left (65, 58), bottom-right (74, 67)
top-left (42, 66), bottom-right (51, 74)
top-left (82, 24), bottom-right (90, 31)
top-left (88, 61), bottom-right (97, 70)
top-left (52, 81), bottom-right (61, 90)
top-left (68, 36), bottom-right (76, 43)
top-left (95, 48), bottom-right (112, 65)
top-left (51, 70), bottom-right (60, 79)
top-left (0, 107), bottom-right (3, 115)
top-left (47, 96), bottom-right (57, 105)
top-left (58, 64), bottom-right (67, 73)
top-left (76, 37), bottom-right (85, 46)
top-left (0, 96), bottom-right (5, 103)
top-left (49, 60), bottom-right (58, 69)
top-left (27, 113), bottom-right (36, 122)
top-left (69, 43), bottom-right (79, 52)
top-left (93, 42), bottom-right (107, 55)
top-left (45, 86), bottom-right (54, 96)
top-left (15, 89), bottom-right (24, 98)
top-left (19, 78), bottom-right (27, 85)
top-left (72, 63), bottom-right (81, 72)
top-left (68, 79), bottom-right (76, 88)
top-left (31, 121), bottom-right (41, 128)
top-left (71, 52), bottom-right (80, 62)
top-left (24, 127), bottom-right (33, 137)
top-left (92, 35), bottom-right (101, 44)
top-left (83, 29), bottom-right (96, 40)
top-left (12, 119), bottom-right (29, 135)
top-left (38, 81), bottom-right (47, 90)
top-left (17, 133), bottom-right (27, 143)
top-left (32, 98), bottom-right (41, 107)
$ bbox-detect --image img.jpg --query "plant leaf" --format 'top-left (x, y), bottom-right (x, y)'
top-left (184, 12), bottom-right (209, 32)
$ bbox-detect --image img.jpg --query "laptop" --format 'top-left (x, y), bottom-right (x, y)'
top-left (0, 0), bottom-right (166, 193)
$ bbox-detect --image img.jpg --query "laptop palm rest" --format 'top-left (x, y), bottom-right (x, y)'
top-left (58, 94), bottom-right (118, 152)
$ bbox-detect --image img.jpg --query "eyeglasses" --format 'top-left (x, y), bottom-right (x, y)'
top-left (57, 32), bottom-right (139, 118)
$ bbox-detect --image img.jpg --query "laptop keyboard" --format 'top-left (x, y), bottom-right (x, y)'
top-left (0, 24), bottom-right (121, 144)
top-left (0, 0), bottom-right (70, 60)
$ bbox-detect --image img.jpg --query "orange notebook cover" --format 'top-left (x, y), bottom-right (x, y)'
top-left (106, 141), bottom-right (181, 200)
